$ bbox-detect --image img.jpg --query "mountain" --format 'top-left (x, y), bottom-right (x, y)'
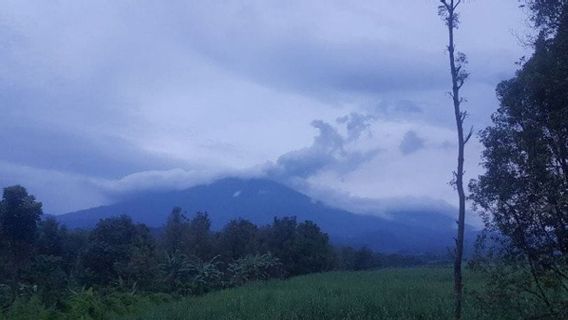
top-left (57, 177), bottom-right (474, 254)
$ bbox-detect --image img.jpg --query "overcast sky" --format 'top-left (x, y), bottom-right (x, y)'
top-left (0, 0), bottom-right (531, 218)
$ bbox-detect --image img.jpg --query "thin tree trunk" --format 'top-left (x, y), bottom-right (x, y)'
top-left (440, 1), bottom-right (469, 319)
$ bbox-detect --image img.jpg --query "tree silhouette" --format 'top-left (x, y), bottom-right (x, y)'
top-left (438, 1), bottom-right (471, 319)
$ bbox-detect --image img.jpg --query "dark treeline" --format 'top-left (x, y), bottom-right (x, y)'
top-left (0, 187), bottom-right (427, 319)
top-left (467, 1), bottom-right (568, 319)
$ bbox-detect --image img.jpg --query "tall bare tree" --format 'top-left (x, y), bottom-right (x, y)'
top-left (438, 1), bottom-right (471, 319)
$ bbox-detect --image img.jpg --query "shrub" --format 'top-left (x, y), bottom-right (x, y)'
top-left (65, 287), bottom-right (106, 320)
top-left (1, 296), bottom-right (54, 320)
top-left (228, 253), bottom-right (282, 286)
top-left (159, 253), bottom-right (223, 295)
top-left (188, 256), bottom-right (223, 295)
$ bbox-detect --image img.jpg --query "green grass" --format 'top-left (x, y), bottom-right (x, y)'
top-left (118, 268), bottom-right (490, 320)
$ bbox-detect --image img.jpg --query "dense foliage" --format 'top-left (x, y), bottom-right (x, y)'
top-left (0, 186), bottom-right (424, 319)
top-left (470, 3), bottom-right (568, 319)
top-left (521, 0), bottom-right (568, 35)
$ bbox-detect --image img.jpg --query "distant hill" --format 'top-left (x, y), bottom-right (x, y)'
top-left (57, 177), bottom-right (474, 254)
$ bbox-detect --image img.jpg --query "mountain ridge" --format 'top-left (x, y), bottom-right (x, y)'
top-left (56, 177), bottom-right (473, 254)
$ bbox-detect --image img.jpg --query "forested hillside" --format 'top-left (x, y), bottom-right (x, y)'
top-left (0, 186), bottom-right (428, 319)
top-left (57, 178), bottom-right (473, 254)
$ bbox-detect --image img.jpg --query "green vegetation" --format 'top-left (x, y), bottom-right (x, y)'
top-left (0, 189), bottom-right (430, 319)
top-left (0, 290), bottom-right (173, 320)
top-left (468, 1), bottom-right (568, 318)
top-left (0, 1), bottom-right (567, 319)
top-left (118, 268), bottom-right (488, 320)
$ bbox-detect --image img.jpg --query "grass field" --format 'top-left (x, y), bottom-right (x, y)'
top-left (118, 268), bottom-right (490, 320)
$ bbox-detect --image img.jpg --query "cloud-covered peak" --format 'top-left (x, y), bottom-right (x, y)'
top-left (0, 0), bottom-right (529, 214)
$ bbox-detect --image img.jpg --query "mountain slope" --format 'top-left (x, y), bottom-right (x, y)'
top-left (57, 177), bottom-right (471, 254)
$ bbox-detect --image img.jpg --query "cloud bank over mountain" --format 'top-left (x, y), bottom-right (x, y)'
top-left (0, 0), bottom-right (529, 216)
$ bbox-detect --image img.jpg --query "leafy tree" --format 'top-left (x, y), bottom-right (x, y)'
top-left (81, 215), bottom-right (137, 286)
top-left (27, 255), bottom-right (68, 306)
top-left (36, 217), bottom-right (64, 257)
top-left (80, 215), bottom-right (157, 289)
top-left (352, 247), bottom-right (378, 271)
top-left (121, 223), bottom-right (159, 290)
top-left (0, 186), bottom-right (43, 290)
top-left (471, 4), bottom-right (568, 318)
top-left (521, 0), bottom-right (568, 35)
top-left (162, 207), bottom-right (189, 255)
top-left (59, 227), bottom-right (88, 275)
top-left (335, 246), bottom-right (357, 270)
top-left (292, 221), bottom-right (334, 275)
top-left (217, 218), bottom-right (259, 261)
top-left (262, 217), bottom-right (298, 275)
top-left (335, 246), bottom-right (379, 271)
top-left (261, 217), bottom-right (334, 276)
top-left (186, 212), bottom-right (213, 260)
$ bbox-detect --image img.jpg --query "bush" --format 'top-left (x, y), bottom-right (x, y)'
top-left (188, 256), bottom-right (223, 295)
top-left (159, 253), bottom-right (223, 295)
top-left (0, 284), bottom-right (11, 309)
top-left (1, 296), bottom-right (55, 320)
top-left (228, 253), bottom-right (282, 286)
top-left (65, 287), bottom-right (106, 320)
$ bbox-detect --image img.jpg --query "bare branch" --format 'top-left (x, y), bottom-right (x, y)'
top-left (454, 0), bottom-right (462, 10)
top-left (440, 0), bottom-right (452, 11)
top-left (464, 126), bottom-right (474, 145)
top-left (460, 110), bottom-right (468, 122)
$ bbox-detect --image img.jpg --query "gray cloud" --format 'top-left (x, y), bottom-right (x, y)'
top-left (370, 99), bottom-right (425, 121)
top-left (190, 35), bottom-right (448, 99)
top-left (0, 0), bottom-right (529, 213)
top-left (266, 113), bottom-right (380, 180)
top-left (377, 100), bottom-right (423, 115)
top-left (0, 162), bottom-right (250, 214)
top-left (399, 130), bottom-right (426, 155)
top-left (0, 122), bottom-right (186, 179)
top-left (336, 112), bottom-right (376, 142)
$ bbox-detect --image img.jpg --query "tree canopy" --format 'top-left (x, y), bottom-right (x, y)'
top-left (471, 3), bottom-right (568, 317)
